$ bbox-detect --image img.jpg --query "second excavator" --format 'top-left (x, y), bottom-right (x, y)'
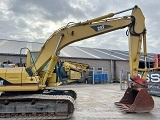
top-left (0, 5), bottom-right (154, 119)
top-left (25, 50), bottom-right (89, 85)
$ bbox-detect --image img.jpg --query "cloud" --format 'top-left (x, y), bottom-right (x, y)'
top-left (0, 0), bottom-right (160, 53)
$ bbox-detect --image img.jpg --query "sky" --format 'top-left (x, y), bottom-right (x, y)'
top-left (0, 0), bottom-right (160, 53)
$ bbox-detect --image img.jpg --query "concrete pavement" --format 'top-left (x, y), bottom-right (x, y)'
top-left (57, 83), bottom-right (160, 120)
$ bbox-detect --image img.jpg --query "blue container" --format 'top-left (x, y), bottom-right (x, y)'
top-left (103, 74), bottom-right (108, 81)
top-left (101, 74), bottom-right (108, 83)
top-left (94, 73), bottom-right (108, 84)
top-left (94, 74), bottom-right (100, 83)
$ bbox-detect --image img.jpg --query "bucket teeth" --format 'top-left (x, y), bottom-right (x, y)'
top-left (115, 102), bottom-right (131, 112)
top-left (115, 87), bottom-right (154, 113)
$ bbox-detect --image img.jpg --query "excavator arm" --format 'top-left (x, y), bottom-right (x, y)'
top-left (26, 6), bottom-right (147, 87)
top-left (31, 14), bottom-right (132, 72)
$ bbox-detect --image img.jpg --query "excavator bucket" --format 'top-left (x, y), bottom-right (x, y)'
top-left (115, 76), bottom-right (154, 113)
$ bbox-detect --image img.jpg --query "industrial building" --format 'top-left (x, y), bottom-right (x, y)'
top-left (0, 39), bottom-right (155, 83)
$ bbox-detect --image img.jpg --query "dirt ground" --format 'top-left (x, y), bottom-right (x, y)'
top-left (57, 83), bottom-right (160, 120)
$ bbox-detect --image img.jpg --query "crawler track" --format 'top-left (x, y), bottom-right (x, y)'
top-left (0, 90), bottom-right (76, 119)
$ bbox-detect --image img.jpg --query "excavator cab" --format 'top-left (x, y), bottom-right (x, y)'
top-left (115, 76), bottom-right (154, 112)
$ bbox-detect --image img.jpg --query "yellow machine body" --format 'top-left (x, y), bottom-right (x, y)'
top-left (61, 61), bottom-right (89, 84)
top-left (0, 67), bottom-right (43, 91)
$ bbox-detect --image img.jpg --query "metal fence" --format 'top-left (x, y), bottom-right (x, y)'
top-left (119, 70), bottom-right (129, 90)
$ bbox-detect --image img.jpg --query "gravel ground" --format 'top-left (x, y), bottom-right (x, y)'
top-left (57, 83), bottom-right (160, 120)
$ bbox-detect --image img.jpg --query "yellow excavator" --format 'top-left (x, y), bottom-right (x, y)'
top-left (0, 5), bottom-right (154, 119)
top-left (25, 50), bottom-right (89, 86)
top-left (58, 61), bottom-right (89, 84)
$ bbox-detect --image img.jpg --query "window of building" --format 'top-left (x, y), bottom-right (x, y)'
top-left (97, 67), bottom-right (103, 73)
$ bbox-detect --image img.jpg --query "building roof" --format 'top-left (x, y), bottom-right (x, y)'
top-left (0, 39), bottom-right (155, 61)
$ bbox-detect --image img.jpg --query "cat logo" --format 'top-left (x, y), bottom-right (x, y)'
top-left (91, 25), bottom-right (112, 32)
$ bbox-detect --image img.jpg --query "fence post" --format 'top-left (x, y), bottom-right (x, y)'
top-left (92, 69), bottom-right (95, 84)
top-left (120, 70), bottom-right (123, 90)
